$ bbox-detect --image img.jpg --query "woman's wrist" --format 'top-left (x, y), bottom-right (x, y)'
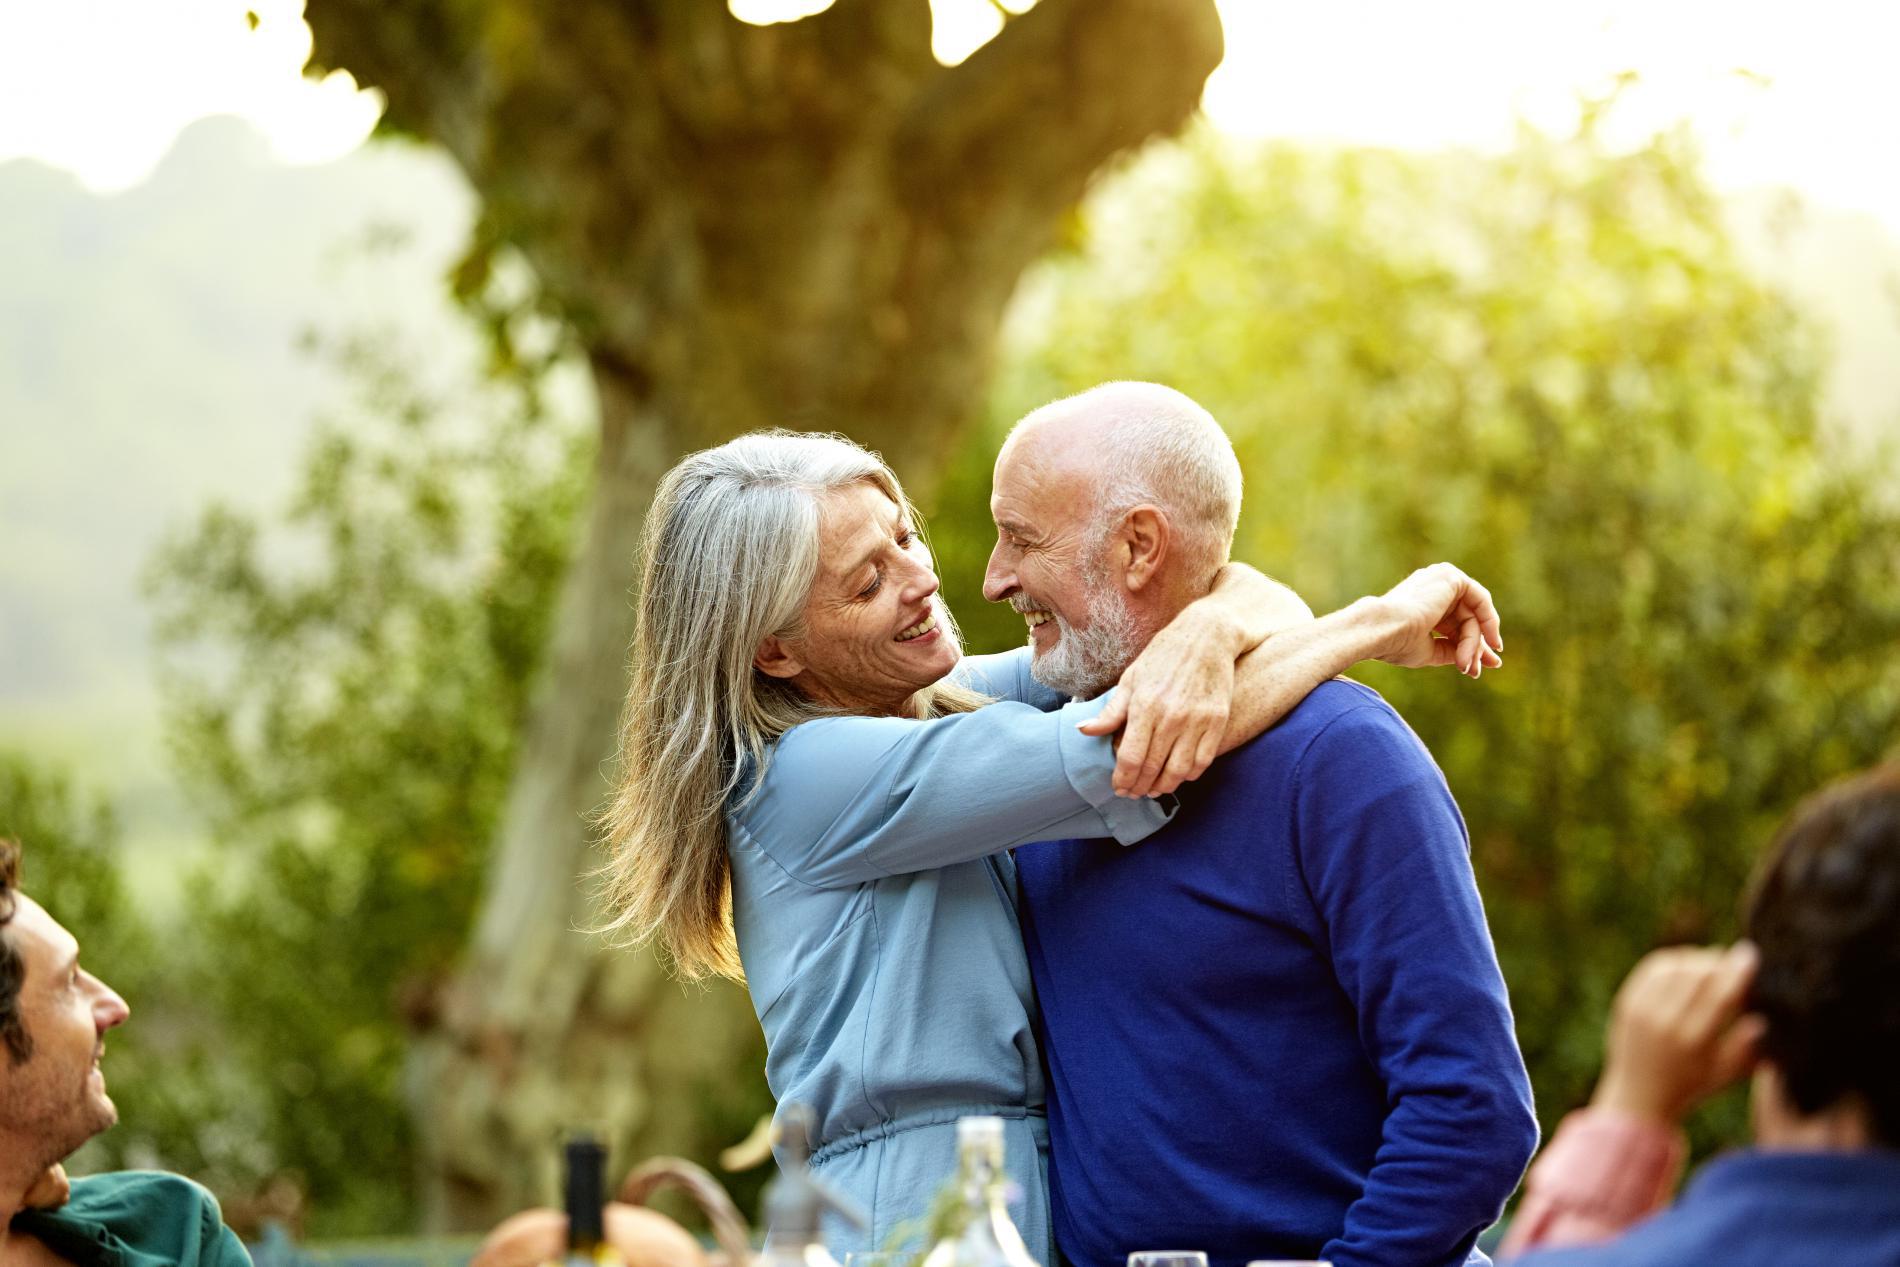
top-left (1189, 570), bottom-right (1265, 656)
top-left (1332, 594), bottom-right (1404, 662)
top-left (1203, 563), bottom-right (1314, 654)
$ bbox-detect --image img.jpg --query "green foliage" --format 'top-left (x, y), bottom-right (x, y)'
top-left (0, 755), bottom-right (138, 964)
top-left (142, 329), bottom-right (590, 1234)
top-left (931, 115), bottom-right (1900, 1153)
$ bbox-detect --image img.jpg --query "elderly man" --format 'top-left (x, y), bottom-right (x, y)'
top-left (986, 383), bottom-right (1538, 1267)
top-left (0, 838), bottom-right (251, 1267)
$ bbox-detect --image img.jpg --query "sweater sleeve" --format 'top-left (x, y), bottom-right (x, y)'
top-left (1292, 703), bottom-right (1541, 1267)
top-left (1498, 1109), bottom-right (1686, 1258)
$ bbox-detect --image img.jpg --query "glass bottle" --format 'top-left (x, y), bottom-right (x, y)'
top-left (919, 1117), bottom-right (1041, 1267)
top-left (559, 1134), bottom-right (625, 1267)
top-left (758, 1104), bottom-right (866, 1267)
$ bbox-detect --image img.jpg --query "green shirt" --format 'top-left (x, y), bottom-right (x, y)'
top-left (11, 1173), bottom-right (252, 1267)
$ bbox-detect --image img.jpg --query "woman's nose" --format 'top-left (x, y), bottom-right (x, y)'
top-left (900, 550), bottom-right (941, 603)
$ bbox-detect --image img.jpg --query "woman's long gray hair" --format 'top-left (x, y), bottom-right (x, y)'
top-left (598, 430), bottom-right (987, 980)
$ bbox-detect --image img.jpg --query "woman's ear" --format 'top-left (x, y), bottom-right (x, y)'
top-left (755, 634), bottom-right (805, 680)
top-left (1119, 505), bottom-right (1171, 592)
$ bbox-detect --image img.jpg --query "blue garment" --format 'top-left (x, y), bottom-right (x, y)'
top-left (1016, 679), bottom-right (1538, 1267)
top-left (1509, 1148), bottom-right (1900, 1266)
top-left (729, 650), bottom-right (1162, 1261)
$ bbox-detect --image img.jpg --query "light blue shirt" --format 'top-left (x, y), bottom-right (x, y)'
top-left (728, 650), bottom-right (1171, 1261)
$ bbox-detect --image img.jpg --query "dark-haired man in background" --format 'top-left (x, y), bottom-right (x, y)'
top-left (0, 838), bottom-right (252, 1267)
top-left (1503, 760), bottom-right (1900, 1265)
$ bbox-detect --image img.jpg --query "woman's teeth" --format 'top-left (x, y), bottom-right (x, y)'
top-left (896, 613), bottom-right (938, 642)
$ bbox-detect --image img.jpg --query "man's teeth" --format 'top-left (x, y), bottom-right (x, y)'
top-left (1021, 609), bottom-right (1052, 627)
top-left (896, 613), bottom-right (938, 642)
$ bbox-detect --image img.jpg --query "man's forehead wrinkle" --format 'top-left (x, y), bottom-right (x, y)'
top-left (1016, 410), bottom-right (1116, 488)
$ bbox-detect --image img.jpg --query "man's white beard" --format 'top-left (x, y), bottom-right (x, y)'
top-left (1029, 568), bottom-right (1139, 700)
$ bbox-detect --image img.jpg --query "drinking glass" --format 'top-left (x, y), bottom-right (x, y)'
top-left (845, 1254), bottom-right (913, 1267)
top-left (1128, 1253), bottom-right (1209, 1267)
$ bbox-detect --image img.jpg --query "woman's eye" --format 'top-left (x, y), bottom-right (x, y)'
top-left (896, 528), bottom-right (916, 549)
top-left (859, 572), bottom-right (883, 598)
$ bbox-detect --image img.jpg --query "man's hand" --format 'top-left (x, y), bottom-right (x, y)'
top-left (1369, 562), bottom-right (1504, 678)
top-left (22, 1163), bottom-right (71, 1210)
top-left (1591, 943), bottom-right (1765, 1125)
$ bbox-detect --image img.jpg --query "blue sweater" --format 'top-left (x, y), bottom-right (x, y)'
top-left (1509, 1148), bottom-right (1900, 1266)
top-left (1016, 680), bottom-right (1537, 1267)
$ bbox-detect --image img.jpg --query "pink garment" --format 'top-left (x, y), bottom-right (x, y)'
top-left (1500, 1108), bottom-right (1688, 1257)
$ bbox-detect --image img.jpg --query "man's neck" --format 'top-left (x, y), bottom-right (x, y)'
top-left (1752, 1066), bottom-right (1877, 1151)
top-left (0, 1139), bottom-right (61, 1250)
top-left (1121, 582), bottom-right (1200, 666)
top-left (2, 1161), bottom-right (32, 1233)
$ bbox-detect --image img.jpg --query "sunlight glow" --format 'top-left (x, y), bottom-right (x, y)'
top-left (1204, 0), bottom-right (1900, 239)
top-left (727, 0), bottom-right (834, 26)
top-left (1, 0), bottom-right (1896, 241)
top-left (0, 0), bottom-right (380, 192)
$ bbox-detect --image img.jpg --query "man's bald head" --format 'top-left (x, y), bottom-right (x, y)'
top-left (1002, 381), bottom-right (1243, 589)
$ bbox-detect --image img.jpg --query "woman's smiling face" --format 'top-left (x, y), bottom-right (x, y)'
top-left (755, 480), bottom-right (961, 715)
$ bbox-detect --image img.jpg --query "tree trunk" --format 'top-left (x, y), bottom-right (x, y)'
top-left (307, 0), bottom-right (1223, 1229)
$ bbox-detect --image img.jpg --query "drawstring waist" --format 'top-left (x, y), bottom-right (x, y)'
top-left (808, 1104), bottom-right (1047, 1169)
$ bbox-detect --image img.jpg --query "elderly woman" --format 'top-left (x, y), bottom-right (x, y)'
top-left (601, 431), bottom-right (1498, 1260)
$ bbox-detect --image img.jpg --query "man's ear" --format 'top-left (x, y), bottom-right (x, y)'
top-left (755, 634), bottom-right (805, 681)
top-left (1117, 505), bottom-right (1171, 593)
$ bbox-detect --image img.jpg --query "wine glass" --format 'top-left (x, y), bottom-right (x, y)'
top-left (1128, 1252), bottom-right (1209, 1267)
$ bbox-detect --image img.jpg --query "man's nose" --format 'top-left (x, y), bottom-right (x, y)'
top-left (982, 542), bottom-right (1015, 604)
top-left (89, 974), bottom-right (130, 1031)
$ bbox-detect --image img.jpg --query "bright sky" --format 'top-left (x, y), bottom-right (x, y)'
top-left (2, 0), bottom-right (1898, 238)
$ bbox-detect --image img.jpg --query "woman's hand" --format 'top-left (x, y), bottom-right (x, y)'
top-left (1367, 562), bottom-right (1504, 678)
top-left (1079, 565), bottom-right (1313, 799)
top-left (1590, 943), bottom-right (1765, 1125)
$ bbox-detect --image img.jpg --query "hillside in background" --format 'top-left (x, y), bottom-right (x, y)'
top-left (0, 116), bottom-right (494, 872)
top-left (1, 117), bottom-right (1895, 883)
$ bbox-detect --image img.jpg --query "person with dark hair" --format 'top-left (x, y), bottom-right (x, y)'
top-left (1502, 760), bottom-right (1900, 1265)
top-left (0, 838), bottom-right (252, 1267)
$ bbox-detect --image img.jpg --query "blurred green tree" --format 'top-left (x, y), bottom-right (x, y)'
top-left (930, 113), bottom-right (1900, 1151)
top-left (298, 0), bottom-right (1226, 1223)
top-left (0, 757), bottom-right (139, 974)
top-left (142, 329), bottom-right (605, 1233)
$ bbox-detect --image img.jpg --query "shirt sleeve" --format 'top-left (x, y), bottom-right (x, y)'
top-left (952, 647), bottom-right (1068, 711)
top-left (202, 1194), bottom-right (255, 1267)
top-left (1497, 1109), bottom-right (1686, 1258)
top-left (1292, 703), bottom-right (1542, 1267)
top-left (736, 693), bottom-right (1173, 888)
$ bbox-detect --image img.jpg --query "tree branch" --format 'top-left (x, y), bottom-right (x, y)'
top-left (891, 0), bottom-right (1222, 227)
